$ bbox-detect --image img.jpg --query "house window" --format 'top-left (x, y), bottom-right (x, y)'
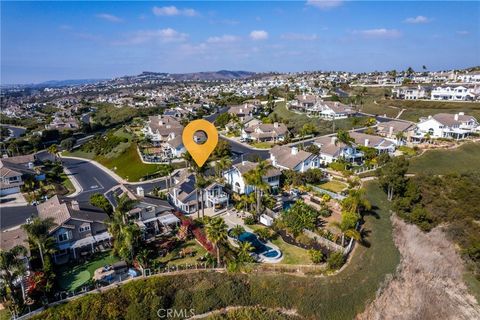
top-left (79, 225), bottom-right (91, 233)
top-left (58, 232), bottom-right (69, 242)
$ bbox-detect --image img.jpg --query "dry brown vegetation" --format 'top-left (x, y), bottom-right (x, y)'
top-left (357, 215), bottom-right (480, 320)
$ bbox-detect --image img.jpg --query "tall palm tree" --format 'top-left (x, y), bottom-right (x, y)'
top-left (0, 245), bottom-right (28, 313)
top-left (342, 188), bottom-right (372, 215)
top-left (22, 217), bottom-right (57, 269)
top-left (205, 217), bottom-right (228, 266)
top-left (47, 144), bottom-right (58, 162)
top-left (214, 156), bottom-right (232, 180)
top-left (331, 220), bottom-right (361, 247)
top-left (106, 211), bottom-right (140, 262)
top-left (242, 160), bottom-right (273, 219)
top-left (115, 194), bottom-right (138, 222)
top-left (237, 241), bottom-right (254, 263)
top-left (335, 129), bottom-right (354, 147)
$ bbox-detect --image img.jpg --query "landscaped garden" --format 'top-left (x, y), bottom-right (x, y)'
top-left (32, 181), bottom-right (400, 320)
top-left (316, 180), bottom-right (347, 193)
top-left (64, 128), bottom-right (174, 181)
top-left (56, 251), bottom-right (120, 292)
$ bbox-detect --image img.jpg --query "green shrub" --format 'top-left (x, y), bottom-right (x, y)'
top-left (327, 251), bottom-right (346, 270)
top-left (309, 249), bottom-right (324, 264)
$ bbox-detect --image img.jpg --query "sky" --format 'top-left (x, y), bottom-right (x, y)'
top-left (1, 1), bottom-right (479, 84)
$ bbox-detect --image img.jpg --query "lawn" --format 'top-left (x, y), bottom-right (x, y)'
top-left (60, 173), bottom-right (76, 195)
top-left (408, 142), bottom-right (480, 175)
top-left (157, 239), bottom-right (208, 267)
top-left (250, 141), bottom-right (274, 149)
top-left (35, 181), bottom-right (400, 320)
top-left (56, 251), bottom-right (120, 292)
top-left (316, 180), bottom-right (347, 193)
top-left (271, 101), bottom-right (370, 136)
top-left (249, 225), bottom-right (312, 265)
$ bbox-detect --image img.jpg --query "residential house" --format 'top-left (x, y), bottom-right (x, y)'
top-left (242, 122), bottom-right (288, 142)
top-left (349, 132), bottom-right (396, 154)
top-left (376, 120), bottom-right (417, 145)
top-left (143, 115), bottom-right (184, 145)
top-left (223, 160), bottom-right (282, 195)
top-left (104, 185), bottom-right (179, 240)
top-left (163, 136), bottom-right (186, 158)
top-left (270, 146), bottom-right (319, 173)
top-left (169, 172), bottom-right (229, 214)
top-left (415, 113), bottom-right (479, 140)
top-left (0, 154), bottom-right (44, 196)
top-left (228, 104), bottom-right (257, 121)
top-left (36, 195), bottom-right (111, 263)
top-left (392, 85), bottom-right (429, 100)
top-left (315, 101), bottom-right (356, 120)
top-left (431, 86), bottom-right (477, 101)
top-left (288, 94), bottom-right (321, 112)
top-left (314, 136), bottom-right (364, 165)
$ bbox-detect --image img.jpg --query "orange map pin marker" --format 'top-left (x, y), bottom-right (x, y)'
top-left (182, 119), bottom-right (219, 167)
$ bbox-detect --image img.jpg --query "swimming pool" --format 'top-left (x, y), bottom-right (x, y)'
top-left (232, 231), bottom-right (282, 262)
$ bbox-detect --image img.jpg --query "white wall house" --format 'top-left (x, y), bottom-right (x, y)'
top-left (314, 136), bottom-right (364, 165)
top-left (223, 161), bottom-right (281, 195)
top-left (456, 72), bottom-right (480, 84)
top-left (392, 86), bottom-right (429, 100)
top-left (431, 86), bottom-right (476, 101)
top-left (270, 146), bottom-right (320, 173)
top-left (415, 113), bottom-right (479, 140)
top-left (142, 115), bottom-right (184, 145)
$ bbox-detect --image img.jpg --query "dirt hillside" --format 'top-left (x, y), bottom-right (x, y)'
top-left (357, 215), bottom-right (480, 320)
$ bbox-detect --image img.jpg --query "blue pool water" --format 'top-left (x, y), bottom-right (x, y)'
top-left (237, 232), bottom-right (272, 255)
top-left (283, 201), bottom-right (294, 210)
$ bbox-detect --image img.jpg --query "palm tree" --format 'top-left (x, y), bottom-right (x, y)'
top-left (243, 160), bottom-right (273, 219)
top-left (135, 249), bottom-right (151, 275)
top-left (230, 225), bottom-right (245, 239)
top-left (395, 131), bottom-right (405, 144)
top-left (237, 241), bottom-right (254, 262)
top-left (331, 213), bottom-right (361, 247)
top-left (47, 144), bottom-right (58, 162)
top-left (115, 194), bottom-right (138, 222)
top-left (0, 245), bottom-right (28, 314)
top-left (342, 188), bottom-right (372, 215)
top-left (205, 217), bottom-right (228, 266)
top-left (336, 129), bottom-right (354, 147)
top-left (107, 211), bottom-right (140, 262)
top-left (194, 173), bottom-right (210, 218)
top-left (22, 217), bottom-right (57, 269)
top-left (214, 156), bottom-right (232, 180)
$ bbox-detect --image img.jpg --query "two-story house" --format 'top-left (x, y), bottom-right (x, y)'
top-left (376, 120), bottom-right (417, 145)
top-left (242, 122), bottom-right (288, 143)
top-left (104, 185), bottom-right (179, 240)
top-left (143, 115), bottom-right (184, 146)
top-left (0, 154), bottom-right (44, 196)
top-left (228, 104), bottom-right (258, 122)
top-left (350, 132), bottom-right (397, 154)
top-left (430, 86), bottom-right (476, 101)
top-left (415, 113), bottom-right (479, 140)
top-left (314, 136), bottom-right (364, 165)
top-left (168, 172), bottom-right (229, 214)
top-left (270, 146), bottom-right (320, 173)
top-left (223, 160), bottom-right (282, 195)
top-left (36, 195), bottom-right (111, 263)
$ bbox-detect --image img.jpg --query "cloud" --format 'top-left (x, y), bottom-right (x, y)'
top-left (306, 0), bottom-right (344, 10)
top-left (352, 28), bottom-right (402, 39)
top-left (113, 28), bottom-right (188, 45)
top-left (250, 30), bottom-right (269, 41)
top-left (96, 13), bottom-right (123, 23)
top-left (456, 30), bottom-right (470, 35)
top-left (404, 15), bottom-right (431, 24)
top-left (152, 6), bottom-right (198, 17)
top-left (281, 32), bottom-right (318, 41)
top-left (206, 35), bottom-right (239, 44)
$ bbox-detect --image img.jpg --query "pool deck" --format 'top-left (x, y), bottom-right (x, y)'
top-left (222, 210), bottom-right (283, 263)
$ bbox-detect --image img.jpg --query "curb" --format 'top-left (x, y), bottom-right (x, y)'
top-left (63, 166), bottom-right (83, 198)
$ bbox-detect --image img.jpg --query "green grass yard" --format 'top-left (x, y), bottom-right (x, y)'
top-left (250, 141), bottom-right (274, 149)
top-left (408, 142), bottom-right (480, 175)
top-left (157, 239), bottom-right (208, 267)
top-left (316, 180), bottom-right (348, 193)
top-left (57, 251), bottom-right (120, 292)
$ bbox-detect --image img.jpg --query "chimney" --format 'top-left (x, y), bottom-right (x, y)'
top-left (389, 126), bottom-right (394, 137)
top-left (27, 162), bottom-right (34, 169)
top-left (331, 136), bottom-right (337, 145)
top-left (428, 115), bottom-right (432, 119)
top-left (273, 122), bottom-right (279, 128)
top-left (271, 155), bottom-right (277, 166)
top-left (291, 147), bottom-right (298, 155)
top-left (454, 113), bottom-right (459, 121)
top-left (136, 186), bottom-right (144, 197)
top-left (71, 200), bottom-right (80, 211)
top-left (364, 139), bottom-right (369, 147)
top-left (459, 112), bottom-right (465, 116)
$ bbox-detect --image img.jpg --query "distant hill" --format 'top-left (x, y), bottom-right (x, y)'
top-left (170, 70), bottom-right (256, 81)
top-left (1, 78), bottom-right (106, 89)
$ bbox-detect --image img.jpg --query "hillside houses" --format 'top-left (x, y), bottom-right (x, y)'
top-left (288, 94), bottom-right (355, 120)
top-left (313, 136), bottom-right (364, 165)
top-left (0, 154), bottom-right (44, 196)
top-left (392, 85), bottom-right (429, 100)
top-left (376, 120), bottom-right (417, 144)
top-left (143, 115), bottom-right (184, 145)
top-left (430, 86), bottom-right (478, 101)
